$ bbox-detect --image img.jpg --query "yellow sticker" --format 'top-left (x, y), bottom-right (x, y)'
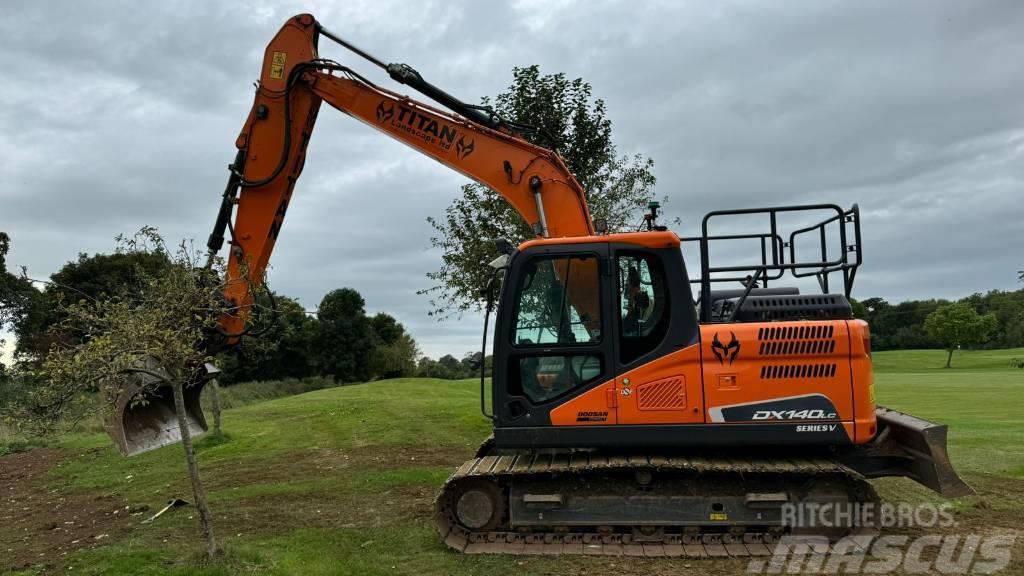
top-left (710, 513), bottom-right (728, 521)
top-left (270, 51), bottom-right (287, 79)
top-left (868, 382), bottom-right (876, 404)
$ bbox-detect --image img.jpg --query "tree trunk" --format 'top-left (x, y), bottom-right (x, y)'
top-left (209, 379), bottom-right (222, 436)
top-left (172, 379), bottom-right (218, 558)
top-left (946, 348), bottom-right (953, 369)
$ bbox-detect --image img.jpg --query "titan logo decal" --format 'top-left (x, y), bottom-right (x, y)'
top-left (375, 99), bottom-right (470, 156)
top-left (456, 135), bottom-right (475, 159)
top-left (711, 331), bottom-right (740, 365)
top-left (576, 411), bottom-right (608, 423)
top-left (376, 101), bottom-right (394, 123)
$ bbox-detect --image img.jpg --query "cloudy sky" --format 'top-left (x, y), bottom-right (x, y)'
top-left (2, 0), bottom-right (1022, 360)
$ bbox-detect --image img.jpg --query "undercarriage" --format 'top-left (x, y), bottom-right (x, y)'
top-left (434, 407), bottom-right (972, 556)
top-left (435, 441), bottom-right (878, 556)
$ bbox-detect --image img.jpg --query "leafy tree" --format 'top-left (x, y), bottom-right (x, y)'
top-left (0, 233), bottom-right (39, 338)
top-left (438, 354), bottom-right (462, 375)
top-left (217, 294), bottom-right (316, 384)
top-left (315, 288), bottom-right (374, 382)
top-left (12, 246), bottom-right (170, 361)
top-left (858, 290), bottom-right (1024, 351)
top-left (979, 290), bottom-right (1024, 348)
top-left (849, 297), bottom-right (867, 319)
top-left (924, 303), bottom-right (998, 368)
top-left (413, 351), bottom-right (491, 380)
top-left (415, 356), bottom-right (439, 378)
top-left (18, 230), bottom-right (230, 557)
top-left (423, 65), bottom-right (657, 318)
top-left (461, 351), bottom-right (481, 375)
top-left (367, 313), bottom-right (419, 379)
top-left (0, 359), bottom-right (9, 409)
top-left (416, 355), bottom-right (461, 379)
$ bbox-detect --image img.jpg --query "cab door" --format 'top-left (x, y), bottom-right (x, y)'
top-left (611, 247), bottom-right (704, 425)
top-left (492, 243), bottom-right (617, 429)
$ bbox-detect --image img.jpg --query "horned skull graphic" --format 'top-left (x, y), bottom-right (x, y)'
top-left (456, 135), bottom-right (475, 159)
top-left (376, 101), bottom-right (394, 123)
top-left (711, 331), bottom-right (741, 365)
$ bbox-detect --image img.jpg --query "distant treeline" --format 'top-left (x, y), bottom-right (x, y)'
top-left (0, 245), bottom-right (487, 391)
top-left (853, 289), bottom-right (1024, 351)
top-left (2, 235), bottom-right (1021, 390)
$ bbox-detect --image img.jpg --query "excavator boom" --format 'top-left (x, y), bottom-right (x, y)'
top-left (107, 14), bottom-right (597, 456)
top-left (212, 14), bottom-right (593, 339)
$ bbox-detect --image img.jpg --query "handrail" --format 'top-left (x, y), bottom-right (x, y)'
top-left (687, 204), bottom-right (863, 323)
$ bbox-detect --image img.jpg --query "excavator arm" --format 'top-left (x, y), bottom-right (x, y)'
top-left (106, 14), bottom-right (597, 455)
top-left (209, 13), bottom-right (594, 340)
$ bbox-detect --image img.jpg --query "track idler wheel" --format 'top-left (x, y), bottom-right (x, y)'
top-left (451, 480), bottom-right (505, 532)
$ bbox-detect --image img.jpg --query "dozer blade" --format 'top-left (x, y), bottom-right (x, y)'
top-left (103, 370), bottom-right (208, 457)
top-left (839, 406), bottom-right (974, 498)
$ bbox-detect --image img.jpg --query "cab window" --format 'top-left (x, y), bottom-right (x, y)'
top-left (618, 253), bottom-right (670, 364)
top-left (513, 255), bottom-right (601, 345)
top-left (512, 354), bottom-right (603, 405)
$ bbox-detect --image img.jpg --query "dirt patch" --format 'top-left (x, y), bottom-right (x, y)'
top-left (0, 448), bottom-right (138, 572)
top-left (217, 482), bottom-right (438, 539)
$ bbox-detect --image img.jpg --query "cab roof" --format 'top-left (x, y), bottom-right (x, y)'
top-left (518, 230), bottom-right (680, 251)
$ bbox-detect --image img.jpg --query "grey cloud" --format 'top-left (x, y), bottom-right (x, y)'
top-left (2, 0), bottom-right (1022, 360)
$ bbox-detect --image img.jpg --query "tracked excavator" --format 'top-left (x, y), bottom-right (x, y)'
top-left (104, 14), bottom-right (972, 555)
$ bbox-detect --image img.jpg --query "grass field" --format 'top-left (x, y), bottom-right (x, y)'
top-left (2, 348), bottom-right (1022, 575)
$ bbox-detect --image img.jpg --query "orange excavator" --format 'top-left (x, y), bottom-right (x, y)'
top-left (105, 14), bottom-right (971, 555)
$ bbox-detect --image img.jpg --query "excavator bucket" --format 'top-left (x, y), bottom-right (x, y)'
top-left (841, 406), bottom-right (974, 498)
top-left (103, 370), bottom-right (209, 457)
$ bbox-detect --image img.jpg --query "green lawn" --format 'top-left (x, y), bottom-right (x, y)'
top-left (869, 346), bottom-right (1024, 373)
top-left (3, 349), bottom-right (1022, 575)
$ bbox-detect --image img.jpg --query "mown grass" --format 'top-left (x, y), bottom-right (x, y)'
top-left (869, 346), bottom-right (1024, 372)
top-left (4, 350), bottom-right (1022, 575)
top-left (0, 378), bottom-right (340, 457)
top-left (203, 377), bottom-right (341, 411)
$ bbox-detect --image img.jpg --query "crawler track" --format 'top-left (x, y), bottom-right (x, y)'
top-left (434, 440), bottom-right (877, 556)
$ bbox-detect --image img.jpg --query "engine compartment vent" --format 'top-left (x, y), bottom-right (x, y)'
top-left (735, 295), bottom-right (853, 322)
top-left (636, 377), bottom-right (686, 410)
top-left (759, 363), bottom-right (837, 379)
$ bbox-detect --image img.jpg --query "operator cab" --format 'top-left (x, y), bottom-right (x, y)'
top-left (491, 229), bottom-right (698, 428)
top-left (487, 204), bottom-right (864, 449)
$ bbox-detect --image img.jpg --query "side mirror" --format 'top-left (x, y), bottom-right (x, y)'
top-left (488, 253), bottom-right (510, 270)
top-left (494, 237), bottom-right (514, 255)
